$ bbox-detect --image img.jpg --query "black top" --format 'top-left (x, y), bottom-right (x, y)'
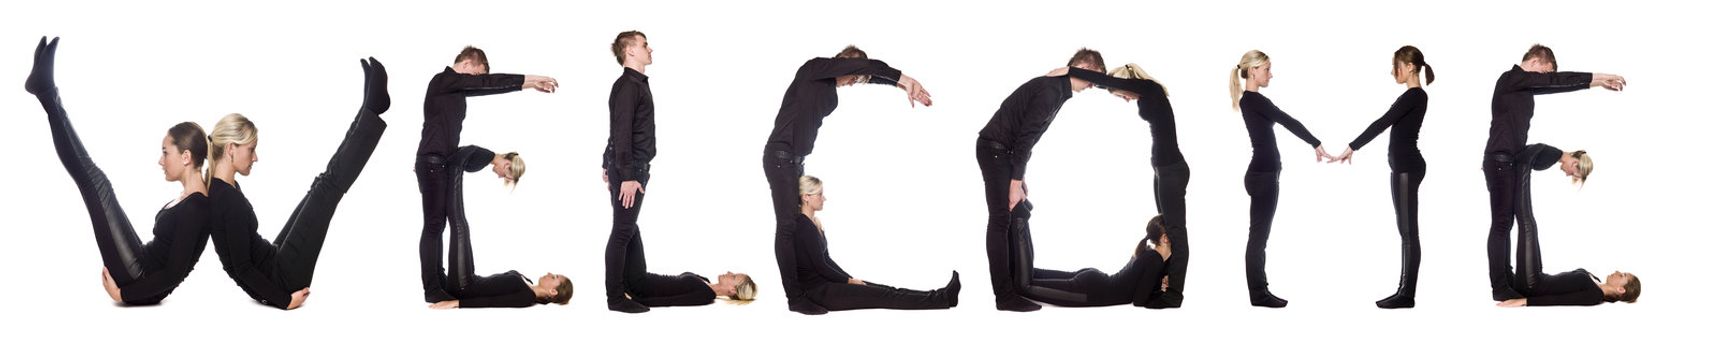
top-left (121, 194), bottom-right (212, 305)
top-left (208, 179), bottom-right (293, 309)
top-left (1239, 91), bottom-right (1322, 172)
top-left (452, 145), bottom-right (497, 173)
top-left (792, 214), bottom-right (852, 287)
top-left (1523, 269), bottom-right (1604, 306)
top-left (603, 68), bottom-right (656, 182)
top-left (632, 273), bottom-right (718, 307)
top-left (1517, 143), bottom-right (1565, 172)
top-left (417, 67), bottom-right (526, 158)
top-left (977, 76), bottom-right (1077, 180)
top-left (1485, 65), bottom-right (1593, 155)
top-left (764, 57), bottom-right (903, 157)
top-left (1065, 68), bottom-right (1185, 166)
top-left (1347, 88), bottom-right (1429, 172)
top-left (454, 271), bottom-right (537, 308)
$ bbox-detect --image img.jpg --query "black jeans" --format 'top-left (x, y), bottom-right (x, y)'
top-left (976, 139), bottom-right (1020, 302)
top-left (1243, 170), bottom-right (1280, 293)
top-left (272, 108), bottom-right (387, 291)
top-left (1483, 153), bottom-right (1522, 295)
top-left (416, 154), bottom-right (454, 301)
top-left (763, 148), bottom-right (807, 306)
top-left (604, 170), bottom-right (650, 304)
top-left (1153, 162), bottom-right (1191, 301)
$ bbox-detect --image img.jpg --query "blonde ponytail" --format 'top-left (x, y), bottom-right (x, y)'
top-left (206, 113), bottom-right (258, 185)
top-left (1110, 63), bottom-right (1166, 96)
top-left (1230, 50), bottom-right (1270, 111)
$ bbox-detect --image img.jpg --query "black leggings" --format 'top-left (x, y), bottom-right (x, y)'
top-left (805, 281), bottom-right (951, 311)
top-left (604, 170), bottom-right (650, 303)
top-left (440, 166), bottom-right (529, 300)
top-left (1153, 162), bottom-right (1191, 300)
top-left (763, 148), bottom-right (807, 306)
top-left (33, 54), bottom-right (150, 288)
top-left (1243, 170), bottom-right (1280, 293)
top-left (1388, 168), bottom-right (1426, 293)
top-left (1012, 203), bottom-right (1164, 307)
top-left (266, 105), bottom-right (387, 291)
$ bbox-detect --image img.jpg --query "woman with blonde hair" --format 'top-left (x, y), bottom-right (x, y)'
top-left (26, 37), bottom-right (213, 305)
top-left (1497, 144), bottom-right (1636, 308)
top-left (205, 57), bottom-right (388, 310)
top-left (1046, 62), bottom-right (1190, 308)
top-left (1231, 50), bottom-right (1332, 308)
top-left (1330, 45), bottom-right (1434, 308)
top-left (789, 175), bottom-right (960, 312)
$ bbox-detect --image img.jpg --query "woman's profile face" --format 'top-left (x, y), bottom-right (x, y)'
top-left (159, 134), bottom-right (182, 182)
top-left (230, 140), bottom-right (259, 176)
top-left (1250, 61), bottom-right (1273, 88)
top-left (492, 159), bottom-right (512, 181)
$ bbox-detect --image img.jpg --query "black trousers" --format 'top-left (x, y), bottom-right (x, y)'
top-left (440, 170), bottom-right (526, 298)
top-left (1243, 170), bottom-right (1280, 292)
top-left (1153, 162), bottom-right (1191, 301)
top-left (37, 81), bottom-right (151, 288)
top-left (269, 108), bottom-right (386, 291)
top-left (416, 154), bottom-right (453, 301)
top-left (1483, 153), bottom-right (1523, 294)
top-left (604, 170), bottom-right (650, 304)
top-left (1016, 211), bottom-right (1163, 307)
top-left (976, 139), bottom-right (1020, 302)
top-left (1388, 165), bottom-right (1426, 295)
top-left (763, 148), bottom-right (807, 306)
top-left (805, 281), bottom-right (952, 311)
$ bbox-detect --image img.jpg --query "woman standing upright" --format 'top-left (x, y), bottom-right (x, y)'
top-left (1231, 50), bottom-right (1333, 308)
top-left (1331, 46), bottom-right (1433, 309)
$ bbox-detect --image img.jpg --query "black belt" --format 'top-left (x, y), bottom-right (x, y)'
top-left (769, 150), bottom-right (804, 164)
top-left (977, 139), bottom-right (1009, 152)
top-left (1487, 152), bottom-right (1514, 163)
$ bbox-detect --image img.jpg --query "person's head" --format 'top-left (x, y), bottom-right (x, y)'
top-left (452, 46), bottom-right (490, 75)
top-left (1230, 50), bottom-right (1272, 111)
top-left (1560, 150), bottom-right (1593, 185)
top-left (611, 31), bottom-right (652, 67)
top-left (834, 45), bottom-right (870, 87)
top-left (1106, 63), bottom-right (1163, 101)
top-left (493, 152), bottom-right (526, 188)
top-left (1601, 271), bottom-right (1640, 303)
top-left (160, 122), bottom-right (208, 184)
top-left (1520, 44), bottom-right (1557, 73)
top-left (535, 273), bottom-right (573, 305)
top-left (1144, 214), bottom-right (1169, 248)
top-left (798, 175), bottom-right (826, 211)
top-left (713, 272), bottom-right (757, 305)
top-left (1392, 45), bottom-right (1435, 86)
top-left (208, 113), bottom-right (259, 178)
top-left (1066, 48), bottom-right (1107, 92)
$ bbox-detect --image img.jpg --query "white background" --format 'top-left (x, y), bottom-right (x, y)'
top-left (1, 0), bottom-right (1710, 348)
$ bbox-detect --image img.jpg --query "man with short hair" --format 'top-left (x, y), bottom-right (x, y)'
top-left (977, 48), bottom-right (1105, 312)
top-left (418, 46), bottom-right (559, 303)
top-left (1483, 44), bottom-right (1624, 301)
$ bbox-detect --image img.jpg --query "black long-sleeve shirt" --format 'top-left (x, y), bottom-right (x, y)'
top-left (454, 271), bottom-right (537, 308)
top-left (1524, 268), bottom-right (1604, 306)
top-left (764, 57), bottom-right (903, 157)
top-left (1065, 68), bottom-right (1185, 166)
top-left (1485, 65), bottom-right (1594, 155)
top-left (793, 214), bottom-right (853, 287)
top-left (1517, 143), bottom-right (1565, 172)
top-left (451, 145), bottom-right (497, 173)
top-left (120, 194), bottom-right (212, 305)
top-left (977, 76), bottom-right (1076, 180)
top-left (208, 180), bottom-right (292, 309)
top-left (632, 272), bottom-right (718, 307)
top-left (602, 68), bottom-right (656, 182)
top-left (417, 67), bottom-right (526, 158)
top-left (1347, 88), bottom-right (1428, 172)
top-left (1239, 91), bottom-right (1322, 172)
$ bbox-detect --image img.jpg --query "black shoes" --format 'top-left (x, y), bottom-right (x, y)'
top-left (1250, 289), bottom-right (1287, 308)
